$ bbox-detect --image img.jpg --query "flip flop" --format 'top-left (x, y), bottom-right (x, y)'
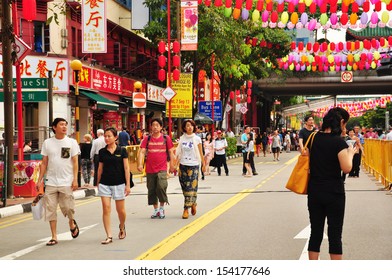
top-left (46, 239), bottom-right (58, 246)
top-left (70, 219), bottom-right (79, 239)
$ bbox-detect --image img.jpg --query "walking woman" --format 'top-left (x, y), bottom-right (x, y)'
top-left (347, 129), bottom-right (364, 178)
top-left (244, 132), bottom-right (254, 177)
top-left (307, 107), bottom-right (356, 260)
top-left (255, 132), bottom-right (262, 157)
top-left (80, 134), bottom-right (93, 187)
top-left (203, 132), bottom-right (214, 175)
top-left (97, 127), bottom-right (131, 244)
top-left (175, 119), bottom-right (205, 219)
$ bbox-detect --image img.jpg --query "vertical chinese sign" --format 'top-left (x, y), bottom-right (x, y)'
top-left (82, 0), bottom-right (107, 53)
top-left (181, 0), bottom-right (198, 51)
top-left (167, 73), bottom-right (193, 118)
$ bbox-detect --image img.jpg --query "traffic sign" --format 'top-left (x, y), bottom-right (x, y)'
top-left (341, 71), bottom-right (353, 83)
top-left (225, 103), bottom-right (232, 112)
top-left (0, 36), bottom-right (31, 64)
top-left (198, 101), bottom-right (222, 121)
top-left (161, 86), bottom-right (177, 101)
top-left (239, 105), bottom-right (248, 114)
top-left (132, 91), bottom-right (147, 108)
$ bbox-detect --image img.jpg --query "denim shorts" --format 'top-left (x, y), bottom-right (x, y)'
top-left (98, 183), bottom-right (126, 200)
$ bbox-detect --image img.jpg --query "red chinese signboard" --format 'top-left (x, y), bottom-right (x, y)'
top-left (92, 69), bottom-right (122, 94)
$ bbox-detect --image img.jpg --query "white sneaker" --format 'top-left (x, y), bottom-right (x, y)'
top-left (159, 208), bottom-right (165, 219)
top-left (151, 210), bottom-right (159, 219)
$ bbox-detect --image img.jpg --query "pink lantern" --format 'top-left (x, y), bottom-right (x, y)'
top-left (370, 12), bottom-right (378, 24)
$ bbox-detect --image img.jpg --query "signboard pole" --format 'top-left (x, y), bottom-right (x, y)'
top-left (167, 0), bottom-right (174, 138)
top-left (211, 54), bottom-right (215, 135)
top-left (2, 0), bottom-right (15, 198)
top-left (12, 2), bottom-right (24, 161)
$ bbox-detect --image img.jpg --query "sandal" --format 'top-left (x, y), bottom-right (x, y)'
top-left (70, 219), bottom-right (79, 239)
top-left (46, 239), bottom-right (58, 246)
top-left (101, 237), bottom-right (113, 245)
top-left (118, 224), bottom-right (126, 240)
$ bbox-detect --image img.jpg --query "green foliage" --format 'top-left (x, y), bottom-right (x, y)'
top-left (226, 137), bottom-right (238, 157)
top-left (360, 102), bottom-right (391, 129)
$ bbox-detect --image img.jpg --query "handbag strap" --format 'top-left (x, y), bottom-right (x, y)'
top-left (304, 131), bottom-right (317, 150)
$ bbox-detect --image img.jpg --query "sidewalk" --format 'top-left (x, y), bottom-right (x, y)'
top-left (0, 153), bottom-right (243, 218)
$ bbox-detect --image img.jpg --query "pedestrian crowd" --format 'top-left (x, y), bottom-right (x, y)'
top-left (34, 112), bottom-right (390, 259)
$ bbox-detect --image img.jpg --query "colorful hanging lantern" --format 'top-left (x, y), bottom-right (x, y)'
top-left (173, 68), bottom-right (180, 81)
top-left (158, 41), bottom-right (166, 54)
top-left (173, 40), bottom-right (180, 53)
top-left (158, 69), bottom-right (166, 82)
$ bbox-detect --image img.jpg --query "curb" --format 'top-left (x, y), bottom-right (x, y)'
top-left (0, 188), bottom-right (98, 219)
top-left (227, 153), bottom-right (243, 160)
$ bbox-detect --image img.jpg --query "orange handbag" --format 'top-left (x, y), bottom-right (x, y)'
top-left (285, 132), bottom-right (317, 194)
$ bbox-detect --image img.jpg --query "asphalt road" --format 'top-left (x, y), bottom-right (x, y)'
top-left (1, 151), bottom-right (391, 261)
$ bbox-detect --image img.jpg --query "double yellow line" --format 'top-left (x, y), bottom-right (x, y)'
top-left (136, 157), bottom-right (297, 260)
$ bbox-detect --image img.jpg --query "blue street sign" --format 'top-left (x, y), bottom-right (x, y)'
top-left (198, 101), bottom-right (222, 121)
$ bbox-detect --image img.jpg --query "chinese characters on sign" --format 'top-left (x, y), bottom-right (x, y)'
top-left (92, 69), bottom-right (122, 94)
top-left (167, 73), bottom-right (193, 118)
top-left (0, 55), bottom-right (69, 93)
top-left (181, 0), bottom-right (198, 51)
top-left (82, 0), bottom-right (107, 53)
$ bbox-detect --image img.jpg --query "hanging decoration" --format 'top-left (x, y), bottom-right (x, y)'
top-left (314, 96), bottom-right (391, 118)
top-left (198, 0), bottom-right (392, 29)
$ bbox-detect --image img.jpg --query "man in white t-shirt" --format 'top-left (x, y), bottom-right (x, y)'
top-left (214, 130), bottom-right (229, 176)
top-left (36, 118), bottom-right (81, 246)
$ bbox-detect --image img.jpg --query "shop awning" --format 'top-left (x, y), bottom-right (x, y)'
top-left (80, 90), bottom-right (119, 111)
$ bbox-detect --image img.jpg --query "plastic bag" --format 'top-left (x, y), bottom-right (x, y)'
top-left (31, 194), bottom-right (44, 220)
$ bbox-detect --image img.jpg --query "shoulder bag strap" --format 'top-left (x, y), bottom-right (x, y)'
top-left (304, 132), bottom-right (317, 150)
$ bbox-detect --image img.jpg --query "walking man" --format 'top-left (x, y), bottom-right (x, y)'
top-left (137, 118), bottom-right (175, 219)
top-left (90, 129), bottom-right (106, 186)
top-left (118, 126), bottom-right (131, 147)
top-left (36, 118), bottom-right (81, 246)
top-left (299, 115), bottom-right (315, 153)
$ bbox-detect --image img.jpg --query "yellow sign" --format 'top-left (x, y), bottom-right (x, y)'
top-left (166, 73), bottom-right (193, 118)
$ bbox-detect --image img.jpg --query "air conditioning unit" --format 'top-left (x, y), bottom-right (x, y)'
top-left (61, 38), bottom-right (68, 49)
top-left (61, 29), bottom-right (68, 37)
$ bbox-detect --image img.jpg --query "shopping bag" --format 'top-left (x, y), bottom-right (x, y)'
top-left (31, 194), bottom-right (44, 220)
top-left (285, 132), bottom-right (317, 195)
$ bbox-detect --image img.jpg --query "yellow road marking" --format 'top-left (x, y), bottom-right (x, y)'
top-left (136, 163), bottom-right (291, 260)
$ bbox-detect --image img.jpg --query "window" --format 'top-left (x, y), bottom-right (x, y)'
top-left (116, 0), bottom-right (131, 9)
top-left (33, 22), bottom-right (49, 53)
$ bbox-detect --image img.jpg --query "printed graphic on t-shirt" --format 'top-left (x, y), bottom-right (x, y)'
top-left (61, 147), bottom-right (70, 158)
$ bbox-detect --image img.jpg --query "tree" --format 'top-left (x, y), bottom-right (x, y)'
top-left (143, 2), bottom-right (292, 125)
top-left (360, 102), bottom-right (391, 130)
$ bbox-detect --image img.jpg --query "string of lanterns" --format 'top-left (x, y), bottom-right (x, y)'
top-left (311, 96), bottom-right (392, 117)
top-left (198, 0), bottom-right (392, 29)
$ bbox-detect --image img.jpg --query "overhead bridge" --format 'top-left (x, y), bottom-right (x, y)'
top-left (255, 71), bottom-right (392, 96)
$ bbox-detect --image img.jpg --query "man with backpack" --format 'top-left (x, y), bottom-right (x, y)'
top-left (137, 118), bottom-right (175, 219)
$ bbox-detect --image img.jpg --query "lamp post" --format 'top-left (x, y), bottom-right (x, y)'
top-left (70, 59), bottom-right (82, 143)
top-left (211, 54), bottom-right (215, 135)
top-left (134, 81), bottom-right (142, 139)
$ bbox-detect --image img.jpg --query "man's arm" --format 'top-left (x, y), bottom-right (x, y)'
top-left (137, 148), bottom-right (146, 172)
top-left (36, 156), bottom-right (48, 192)
top-left (71, 155), bottom-right (78, 190)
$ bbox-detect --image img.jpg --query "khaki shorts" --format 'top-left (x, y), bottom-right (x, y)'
top-left (44, 185), bottom-right (75, 222)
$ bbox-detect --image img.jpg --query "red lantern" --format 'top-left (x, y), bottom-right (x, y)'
top-left (313, 42), bottom-right (319, 52)
top-left (246, 0), bottom-right (253, 10)
top-left (298, 42), bottom-right (304, 52)
top-left (277, 3), bottom-right (284, 13)
top-left (266, 1), bottom-right (273, 11)
top-left (247, 88), bottom-right (252, 95)
top-left (355, 40), bottom-right (360, 50)
top-left (23, 0), bottom-right (37, 21)
top-left (236, 97), bottom-right (241, 103)
top-left (341, 3), bottom-right (348, 13)
top-left (271, 11), bottom-right (278, 23)
top-left (352, 2), bottom-right (359, 13)
top-left (172, 55), bottom-right (180, 67)
top-left (247, 80), bottom-right (252, 88)
top-left (380, 37), bottom-right (386, 47)
top-left (363, 1), bottom-right (370, 12)
top-left (329, 4), bottom-right (337, 13)
top-left (319, 3), bottom-right (327, 13)
top-left (309, 3), bottom-right (316, 14)
top-left (158, 41), bottom-right (166, 54)
top-left (247, 96), bottom-right (251, 103)
top-left (371, 38), bottom-right (377, 48)
top-left (288, 3), bottom-right (295, 13)
top-left (215, 0), bottom-right (223, 6)
top-left (225, 0), bottom-right (233, 8)
top-left (158, 55), bottom-right (166, 68)
top-left (375, 1), bottom-right (382, 11)
top-left (198, 0), bottom-right (203, 5)
top-left (173, 40), bottom-right (180, 53)
top-left (291, 42), bottom-right (296, 50)
top-left (256, 0), bottom-right (263, 11)
top-left (307, 42), bottom-right (312, 51)
top-left (158, 69), bottom-right (166, 82)
top-left (230, 91), bottom-right (234, 99)
top-left (298, 3), bottom-right (305, 13)
top-left (173, 68), bottom-right (180, 81)
top-left (340, 13), bottom-right (349, 25)
top-left (388, 36), bottom-right (392, 46)
top-left (235, 0), bottom-right (242, 9)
